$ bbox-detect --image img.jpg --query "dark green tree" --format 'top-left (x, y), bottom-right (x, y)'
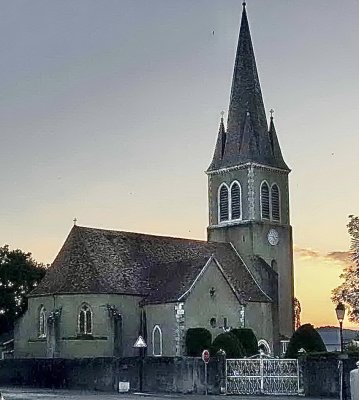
top-left (185, 328), bottom-right (212, 356)
top-left (332, 215), bottom-right (359, 322)
top-left (0, 245), bottom-right (46, 334)
top-left (230, 328), bottom-right (258, 356)
top-left (285, 323), bottom-right (326, 358)
top-left (211, 332), bottom-right (244, 358)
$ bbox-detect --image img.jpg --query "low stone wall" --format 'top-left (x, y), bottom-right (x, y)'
top-left (0, 356), bottom-right (224, 394)
top-left (300, 354), bottom-right (359, 398)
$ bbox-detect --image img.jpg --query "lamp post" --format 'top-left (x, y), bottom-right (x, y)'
top-left (335, 303), bottom-right (346, 400)
top-left (335, 302), bottom-right (345, 353)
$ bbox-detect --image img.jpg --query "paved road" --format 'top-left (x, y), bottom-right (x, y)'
top-left (0, 387), bottom-right (332, 400)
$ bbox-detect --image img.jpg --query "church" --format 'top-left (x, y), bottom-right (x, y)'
top-left (14, 3), bottom-right (294, 359)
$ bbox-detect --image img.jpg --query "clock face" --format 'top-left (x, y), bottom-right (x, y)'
top-left (267, 229), bottom-right (279, 246)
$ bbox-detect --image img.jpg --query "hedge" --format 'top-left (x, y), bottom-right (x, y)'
top-left (231, 328), bottom-right (258, 356)
top-left (185, 328), bottom-right (212, 356)
top-left (285, 323), bottom-right (326, 358)
top-left (211, 332), bottom-right (244, 358)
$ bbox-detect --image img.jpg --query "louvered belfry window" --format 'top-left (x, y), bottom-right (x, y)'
top-left (261, 182), bottom-right (270, 219)
top-left (271, 184), bottom-right (280, 221)
top-left (231, 182), bottom-right (241, 220)
top-left (219, 185), bottom-right (229, 222)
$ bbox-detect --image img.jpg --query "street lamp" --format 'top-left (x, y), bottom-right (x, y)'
top-left (335, 302), bottom-right (345, 353)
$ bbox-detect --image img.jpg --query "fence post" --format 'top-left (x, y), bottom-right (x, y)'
top-left (216, 349), bottom-right (226, 395)
top-left (350, 361), bottom-right (359, 400)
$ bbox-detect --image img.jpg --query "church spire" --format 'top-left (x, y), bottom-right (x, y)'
top-left (208, 3), bottom-right (289, 172)
top-left (208, 113), bottom-right (227, 170)
top-left (268, 111), bottom-right (289, 170)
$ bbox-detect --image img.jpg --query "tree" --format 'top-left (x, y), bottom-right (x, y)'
top-left (332, 215), bottom-right (359, 322)
top-left (0, 245), bottom-right (46, 334)
top-left (285, 323), bottom-right (326, 358)
top-left (293, 297), bottom-right (301, 330)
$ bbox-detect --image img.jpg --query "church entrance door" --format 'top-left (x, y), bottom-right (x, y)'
top-left (226, 353), bottom-right (300, 395)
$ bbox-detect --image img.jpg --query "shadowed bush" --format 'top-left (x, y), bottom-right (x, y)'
top-left (185, 328), bottom-right (212, 356)
top-left (211, 332), bottom-right (244, 358)
top-left (285, 323), bottom-right (326, 358)
top-left (231, 328), bottom-right (258, 356)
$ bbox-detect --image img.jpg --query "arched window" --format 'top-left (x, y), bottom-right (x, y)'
top-left (271, 184), bottom-right (280, 222)
top-left (218, 184), bottom-right (229, 222)
top-left (39, 305), bottom-right (46, 338)
top-left (78, 303), bottom-right (93, 335)
top-left (258, 339), bottom-right (271, 355)
top-left (152, 325), bottom-right (162, 356)
top-left (261, 182), bottom-right (270, 220)
top-left (230, 182), bottom-right (242, 220)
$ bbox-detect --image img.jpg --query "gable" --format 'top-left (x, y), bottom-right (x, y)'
top-left (180, 257), bottom-right (241, 306)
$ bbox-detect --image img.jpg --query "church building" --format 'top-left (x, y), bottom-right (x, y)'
top-left (14, 3), bottom-right (294, 359)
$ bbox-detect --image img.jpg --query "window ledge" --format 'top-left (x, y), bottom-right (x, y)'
top-left (61, 335), bottom-right (108, 341)
top-left (28, 337), bottom-right (46, 343)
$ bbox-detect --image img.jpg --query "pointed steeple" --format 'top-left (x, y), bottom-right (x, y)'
top-left (268, 113), bottom-right (289, 170)
top-left (208, 113), bottom-right (227, 171)
top-left (208, 3), bottom-right (289, 172)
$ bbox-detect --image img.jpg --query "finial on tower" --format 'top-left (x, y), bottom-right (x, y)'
top-left (73, 218), bottom-right (77, 226)
top-left (270, 108), bottom-right (275, 119)
top-left (220, 110), bottom-right (225, 121)
top-left (242, 1), bottom-right (246, 9)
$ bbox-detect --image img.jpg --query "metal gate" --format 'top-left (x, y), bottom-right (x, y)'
top-left (226, 354), bottom-right (300, 395)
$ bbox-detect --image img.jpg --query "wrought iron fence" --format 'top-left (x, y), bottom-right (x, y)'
top-left (226, 354), bottom-right (300, 395)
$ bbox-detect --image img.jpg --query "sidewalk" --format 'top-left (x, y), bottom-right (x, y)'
top-left (0, 387), bottom-right (334, 400)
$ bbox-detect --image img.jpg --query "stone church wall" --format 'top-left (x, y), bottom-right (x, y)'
top-left (245, 302), bottom-right (275, 351)
top-left (15, 293), bottom-right (141, 358)
top-left (145, 303), bottom-right (178, 356)
top-left (184, 259), bottom-right (244, 343)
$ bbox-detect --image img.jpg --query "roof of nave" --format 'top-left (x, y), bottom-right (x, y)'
top-left (30, 225), bottom-right (271, 303)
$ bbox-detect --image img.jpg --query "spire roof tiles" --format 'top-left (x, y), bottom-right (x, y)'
top-left (208, 3), bottom-right (289, 172)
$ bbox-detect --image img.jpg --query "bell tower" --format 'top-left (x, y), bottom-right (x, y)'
top-left (206, 3), bottom-right (294, 339)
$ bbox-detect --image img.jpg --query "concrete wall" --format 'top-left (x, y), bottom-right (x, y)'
top-left (0, 356), bottom-right (225, 394)
top-left (15, 294), bottom-right (141, 358)
top-left (300, 354), bottom-right (359, 399)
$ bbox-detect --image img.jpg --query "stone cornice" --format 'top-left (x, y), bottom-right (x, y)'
top-left (206, 162), bottom-right (291, 176)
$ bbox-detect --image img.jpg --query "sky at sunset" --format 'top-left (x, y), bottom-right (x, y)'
top-left (0, 0), bottom-right (358, 329)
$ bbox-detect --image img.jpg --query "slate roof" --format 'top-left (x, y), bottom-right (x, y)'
top-left (30, 226), bottom-right (270, 303)
top-left (208, 3), bottom-right (289, 172)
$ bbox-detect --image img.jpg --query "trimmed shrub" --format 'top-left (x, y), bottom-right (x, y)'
top-left (285, 323), bottom-right (326, 358)
top-left (231, 328), bottom-right (258, 356)
top-left (185, 328), bottom-right (212, 356)
top-left (211, 332), bottom-right (245, 358)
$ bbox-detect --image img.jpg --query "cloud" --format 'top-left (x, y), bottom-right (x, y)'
top-left (294, 246), bottom-right (320, 259)
top-left (325, 251), bottom-right (351, 263)
top-left (294, 246), bottom-right (351, 266)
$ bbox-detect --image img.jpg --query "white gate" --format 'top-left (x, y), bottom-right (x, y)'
top-left (226, 354), bottom-right (300, 395)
